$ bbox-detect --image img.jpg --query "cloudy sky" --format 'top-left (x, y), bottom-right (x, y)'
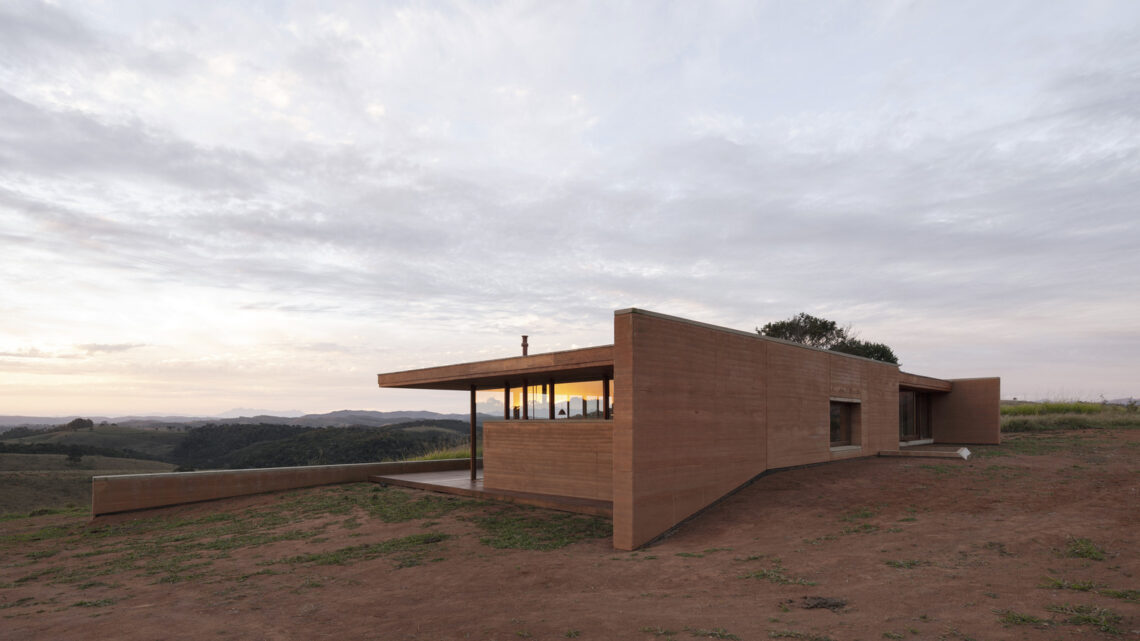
top-left (1, 0), bottom-right (1137, 417)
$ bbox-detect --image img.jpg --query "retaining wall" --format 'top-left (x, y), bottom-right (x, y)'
top-left (92, 458), bottom-right (481, 516)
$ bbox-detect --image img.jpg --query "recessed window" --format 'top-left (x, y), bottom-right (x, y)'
top-left (830, 401), bottom-right (856, 446)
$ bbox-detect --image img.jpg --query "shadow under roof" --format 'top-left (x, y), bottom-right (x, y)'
top-left (377, 345), bottom-right (614, 391)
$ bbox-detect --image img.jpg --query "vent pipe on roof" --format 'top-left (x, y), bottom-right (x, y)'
top-left (521, 335), bottom-right (528, 356)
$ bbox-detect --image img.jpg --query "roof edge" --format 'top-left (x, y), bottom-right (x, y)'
top-left (615, 307), bottom-right (901, 367)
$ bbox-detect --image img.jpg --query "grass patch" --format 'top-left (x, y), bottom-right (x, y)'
top-left (768, 632), bottom-right (835, 641)
top-left (919, 464), bottom-right (958, 476)
top-left (1045, 603), bottom-right (1123, 634)
top-left (0, 597), bottom-right (34, 610)
top-left (1040, 576), bottom-right (1097, 591)
top-left (995, 609), bottom-right (1049, 627)
top-left (974, 431), bottom-right (1118, 460)
top-left (685, 627), bottom-right (739, 639)
top-left (283, 533), bottom-right (450, 568)
top-left (365, 486), bottom-right (481, 522)
top-left (0, 505), bottom-right (87, 522)
top-left (72, 598), bottom-right (117, 608)
top-left (676, 548), bottom-right (731, 558)
top-left (885, 559), bottom-right (926, 570)
top-left (0, 483), bottom-right (482, 589)
top-left (470, 508), bottom-right (610, 551)
top-left (1061, 536), bottom-right (1106, 561)
top-left (841, 507), bottom-right (876, 521)
top-left (841, 523), bottom-right (879, 535)
top-left (1099, 588), bottom-right (1139, 602)
top-left (406, 445), bottom-right (483, 461)
top-left (739, 561), bottom-right (817, 586)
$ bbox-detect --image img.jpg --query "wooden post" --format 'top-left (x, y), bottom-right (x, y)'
top-left (548, 379), bottom-right (555, 420)
top-left (603, 373), bottom-right (610, 420)
top-left (504, 382), bottom-right (510, 420)
top-left (522, 378), bottom-right (528, 420)
top-left (469, 384), bottom-right (477, 482)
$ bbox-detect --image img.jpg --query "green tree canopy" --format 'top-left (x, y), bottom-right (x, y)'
top-left (757, 312), bottom-right (899, 364)
top-left (65, 417), bottom-right (94, 431)
top-left (831, 338), bottom-right (899, 364)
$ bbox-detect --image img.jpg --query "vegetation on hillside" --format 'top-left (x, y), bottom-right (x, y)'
top-left (222, 425), bottom-right (473, 469)
top-left (1001, 401), bottom-right (1104, 416)
top-left (0, 453), bottom-right (175, 514)
top-left (169, 419), bottom-right (476, 470)
top-left (2, 419), bottom-right (478, 472)
top-left (1000, 400), bottom-right (1139, 433)
top-left (0, 424), bottom-right (185, 459)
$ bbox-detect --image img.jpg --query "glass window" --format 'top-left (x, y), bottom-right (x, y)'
top-left (483, 379), bottom-right (612, 420)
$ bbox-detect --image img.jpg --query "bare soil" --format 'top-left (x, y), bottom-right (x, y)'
top-left (2, 428), bottom-right (1138, 640)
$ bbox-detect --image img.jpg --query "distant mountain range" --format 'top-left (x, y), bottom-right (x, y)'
top-left (0, 410), bottom-right (478, 429)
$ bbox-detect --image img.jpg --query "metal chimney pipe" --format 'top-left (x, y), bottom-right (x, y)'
top-left (521, 335), bottom-right (528, 356)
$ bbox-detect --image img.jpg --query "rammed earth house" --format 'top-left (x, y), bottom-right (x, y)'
top-left (377, 308), bottom-right (1000, 550)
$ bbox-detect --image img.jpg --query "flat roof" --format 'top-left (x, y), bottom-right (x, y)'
top-left (378, 345), bottom-right (614, 391)
top-left (898, 371), bottom-right (953, 392)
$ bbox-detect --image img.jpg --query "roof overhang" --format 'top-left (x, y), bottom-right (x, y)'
top-left (898, 371), bottom-right (953, 392)
top-left (378, 345), bottom-right (614, 391)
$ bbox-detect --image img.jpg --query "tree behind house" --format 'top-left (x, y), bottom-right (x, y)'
top-left (758, 312), bottom-right (899, 364)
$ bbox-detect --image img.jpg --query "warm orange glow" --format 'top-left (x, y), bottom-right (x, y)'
top-left (478, 379), bottom-right (612, 420)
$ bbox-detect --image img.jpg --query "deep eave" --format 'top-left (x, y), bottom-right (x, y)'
top-left (377, 345), bottom-right (615, 391)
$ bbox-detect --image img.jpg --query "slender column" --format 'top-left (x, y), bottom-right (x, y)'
top-left (469, 384), bottom-right (477, 482)
top-left (522, 378), bottom-right (529, 420)
top-left (548, 379), bottom-right (555, 420)
top-left (504, 382), bottom-right (510, 420)
top-left (603, 373), bottom-right (611, 419)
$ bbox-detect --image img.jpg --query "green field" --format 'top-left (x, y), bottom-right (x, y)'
top-left (0, 453), bottom-right (175, 515)
top-left (1000, 401), bottom-right (1140, 433)
top-left (3, 424), bottom-right (186, 459)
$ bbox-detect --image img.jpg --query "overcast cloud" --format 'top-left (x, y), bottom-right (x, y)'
top-left (1, 0), bottom-right (1137, 415)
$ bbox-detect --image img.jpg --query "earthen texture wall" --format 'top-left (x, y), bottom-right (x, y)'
top-left (932, 377), bottom-right (1002, 444)
top-left (92, 459), bottom-right (476, 516)
top-left (483, 420), bottom-right (613, 500)
top-left (613, 310), bottom-right (902, 550)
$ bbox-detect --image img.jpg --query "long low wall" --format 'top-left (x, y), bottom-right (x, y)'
top-left (483, 420), bottom-right (613, 501)
top-left (92, 458), bottom-right (481, 516)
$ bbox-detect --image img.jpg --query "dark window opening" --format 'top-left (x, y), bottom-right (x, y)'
top-left (830, 401), bottom-right (855, 446)
top-left (899, 391), bottom-right (933, 441)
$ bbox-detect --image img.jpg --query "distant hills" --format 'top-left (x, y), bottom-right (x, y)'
top-left (0, 409), bottom-right (475, 429)
top-left (0, 416), bottom-right (482, 470)
top-left (214, 408), bottom-right (306, 418)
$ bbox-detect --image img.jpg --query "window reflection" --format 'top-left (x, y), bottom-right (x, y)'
top-left (478, 379), bottom-right (612, 420)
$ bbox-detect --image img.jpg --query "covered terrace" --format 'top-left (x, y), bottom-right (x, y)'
top-left (376, 343), bottom-right (616, 515)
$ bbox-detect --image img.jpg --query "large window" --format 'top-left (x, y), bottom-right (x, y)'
top-left (478, 379), bottom-right (612, 420)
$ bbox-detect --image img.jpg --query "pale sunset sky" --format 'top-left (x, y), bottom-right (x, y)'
top-left (1, 1), bottom-right (1137, 417)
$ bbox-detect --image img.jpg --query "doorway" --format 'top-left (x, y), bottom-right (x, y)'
top-left (899, 390), bottom-right (932, 442)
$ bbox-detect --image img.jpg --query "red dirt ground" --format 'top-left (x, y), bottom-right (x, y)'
top-left (2, 428), bottom-right (1138, 640)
